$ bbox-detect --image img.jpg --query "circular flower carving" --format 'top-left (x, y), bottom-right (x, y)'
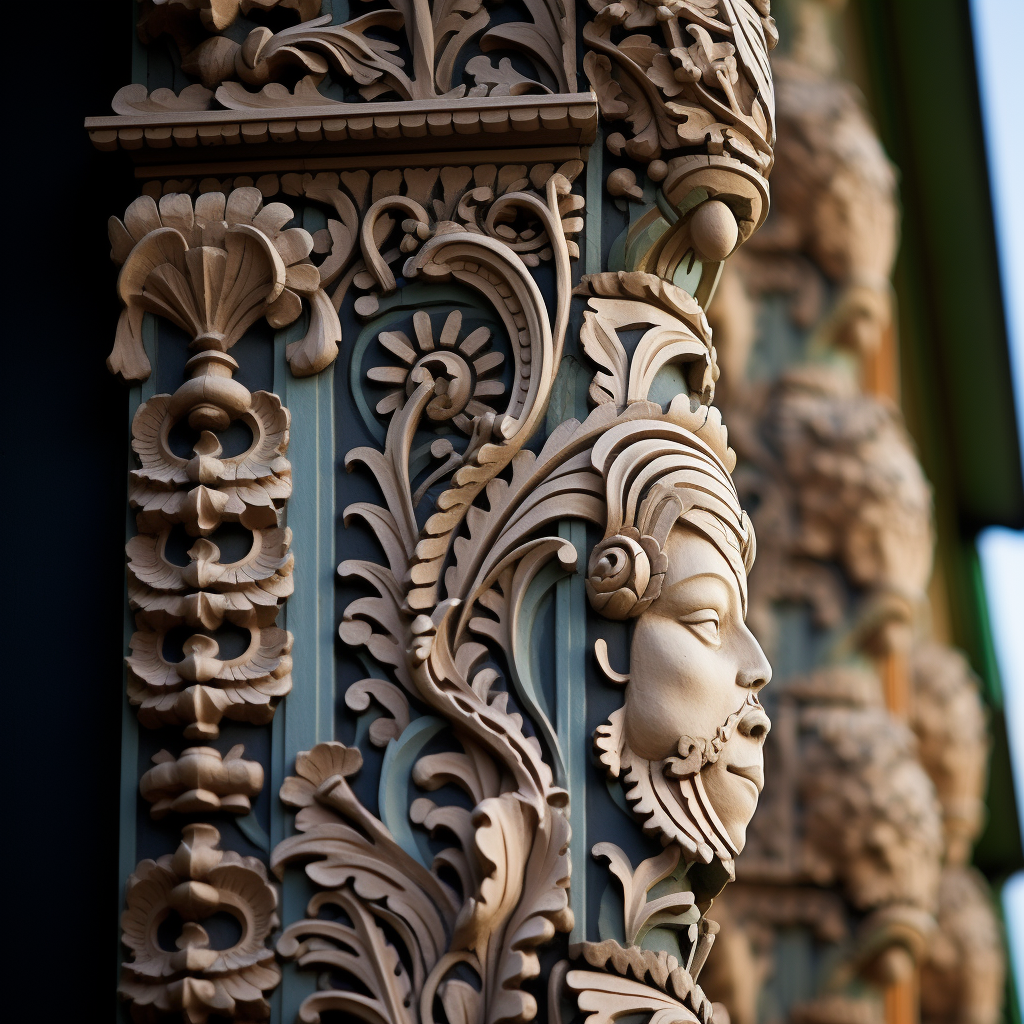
top-left (369, 309), bottom-right (505, 432)
top-left (586, 528), bottom-right (668, 619)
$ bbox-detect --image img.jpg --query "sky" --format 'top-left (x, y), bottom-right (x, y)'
top-left (969, 0), bottom-right (1024, 1000)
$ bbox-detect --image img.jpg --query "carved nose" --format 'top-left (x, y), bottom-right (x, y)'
top-left (737, 633), bottom-right (772, 691)
top-left (738, 705), bottom-right (771, 741)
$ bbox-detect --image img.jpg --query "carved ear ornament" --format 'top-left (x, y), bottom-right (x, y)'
top-left (587, 528), bottom-right (668, 619)
top-left (586, 418), bottom-right (754, 620)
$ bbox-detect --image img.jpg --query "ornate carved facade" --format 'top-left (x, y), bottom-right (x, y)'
top-left (88, 2), bottom-right (1007, 1023)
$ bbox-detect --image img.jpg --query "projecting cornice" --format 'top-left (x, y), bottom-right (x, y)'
top-left (86, 92), bottom-right (598, 157)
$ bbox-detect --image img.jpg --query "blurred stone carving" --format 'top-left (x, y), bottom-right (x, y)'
top-left (909, 643), bottom-right (990, 865)
top-left (732, 367), bottom-right (933, 658)
top-left (697, 5), bottom-right (1006, 1021)
top-left (743, 53), bottom-right (898, 356)
top-left (910, 643), bottom-right (1006, 1024)
top-left (792, 669), bottom-right (942, 913)
top-left (919, 866), bottom-right (1005, 1024)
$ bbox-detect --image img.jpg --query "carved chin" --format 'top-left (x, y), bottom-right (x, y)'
top-left (594, 709), bottom-right (752, 876)
top-left (699, 757), bottom-right (759, 853)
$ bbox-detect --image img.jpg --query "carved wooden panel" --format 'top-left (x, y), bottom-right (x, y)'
top-left (81, 5), bottom-right (943, 1024)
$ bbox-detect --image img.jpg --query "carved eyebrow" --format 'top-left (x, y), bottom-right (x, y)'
top-left (661, 571), bottom-right (734, 604)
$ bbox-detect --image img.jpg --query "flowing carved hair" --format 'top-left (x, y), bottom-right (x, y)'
top-left (586, 418), bottom-right (756, 620)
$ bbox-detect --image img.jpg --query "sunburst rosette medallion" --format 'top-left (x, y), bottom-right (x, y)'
top-left (369, 309), bottom-right (506, 433)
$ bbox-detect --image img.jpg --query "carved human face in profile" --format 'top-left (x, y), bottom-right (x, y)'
top-left (597, 523), bottom-right (771, 874)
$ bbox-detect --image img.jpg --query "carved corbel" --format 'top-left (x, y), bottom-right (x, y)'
top-left (584, 0), bottom-right (775, 307)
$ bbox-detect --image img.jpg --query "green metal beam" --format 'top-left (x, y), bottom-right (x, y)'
top-left (854, 0), bottom-right (1023, 532)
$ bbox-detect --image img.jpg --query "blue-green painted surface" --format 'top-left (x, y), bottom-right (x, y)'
top-left (269, 305), bottom-right (337, 1022)
top-left (379, 715), bottom-right (447, 867)
top-left (117, 314), bottom-right (158, 1006)
top-left (512, 563), bottom-right (568, 785)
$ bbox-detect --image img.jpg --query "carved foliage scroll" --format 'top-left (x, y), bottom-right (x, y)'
top-left (272, 163), bottom-right (587, 1024)
top-left (131, 0), bottom-right (576, 106)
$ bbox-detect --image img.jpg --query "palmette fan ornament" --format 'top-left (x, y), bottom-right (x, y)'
top-left (107, 187), bottom-right (340, 382)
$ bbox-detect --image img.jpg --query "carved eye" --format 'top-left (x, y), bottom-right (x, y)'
top-left (679, 610), bottom-right (721, 645)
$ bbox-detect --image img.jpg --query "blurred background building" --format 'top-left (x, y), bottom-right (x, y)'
top-left (695, 4), bottom-right (1024, 1024)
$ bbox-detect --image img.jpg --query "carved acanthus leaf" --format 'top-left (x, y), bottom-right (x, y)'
top-left (136, 0), bottom-right (574, 100)
top-left (583, 0), bottom-right (774, 173)
top-left (566, 939), bottom-right (714, 1024)
top-left (594, 842), bottom-right (696, 947)
top-left (274, 743), bottom-right (460, 1014)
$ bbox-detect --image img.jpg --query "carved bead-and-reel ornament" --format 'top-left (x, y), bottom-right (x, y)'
top-left (111, 188), bottom-right (338, 1020)
top-left (111, 189), bottom-right (330, 741)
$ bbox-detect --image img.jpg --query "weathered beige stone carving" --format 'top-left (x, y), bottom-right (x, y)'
top-left (910, 643), bottom-right (1006, 1024)
top-left (103, 3), bottom-right (779, 1020)
top-left (693, 12), bottom-right (1006, 1024)
top-left (269, 145), bottom-right (774, 1019)
top-left (919, 866), bottom-right (1006, 1024)
top-left (909, 643), bottom-right (990, 866)
top-left (140, 745), bottom-right (265, 818)
top-left (791, 670), bottom-right (942, 914)
top-left (734, 367), bottom-right (933, 656)
top-left (120, 824), bottom-right (280, 1022)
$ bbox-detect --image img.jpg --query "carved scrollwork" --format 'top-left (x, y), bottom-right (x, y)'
top-left (119, 823), bottom-right (281, 1022)
top-left (264, 130), bottom-right (777, 1023)
top-left (134, 0), bottom-right (576, 102)
top-left (271, 166), bottom-right (588, 1023)
top-left (583, 0), bottom-right (775, 172)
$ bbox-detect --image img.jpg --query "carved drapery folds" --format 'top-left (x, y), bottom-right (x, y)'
top-left (102, 3), bottom-right (782, 1023)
